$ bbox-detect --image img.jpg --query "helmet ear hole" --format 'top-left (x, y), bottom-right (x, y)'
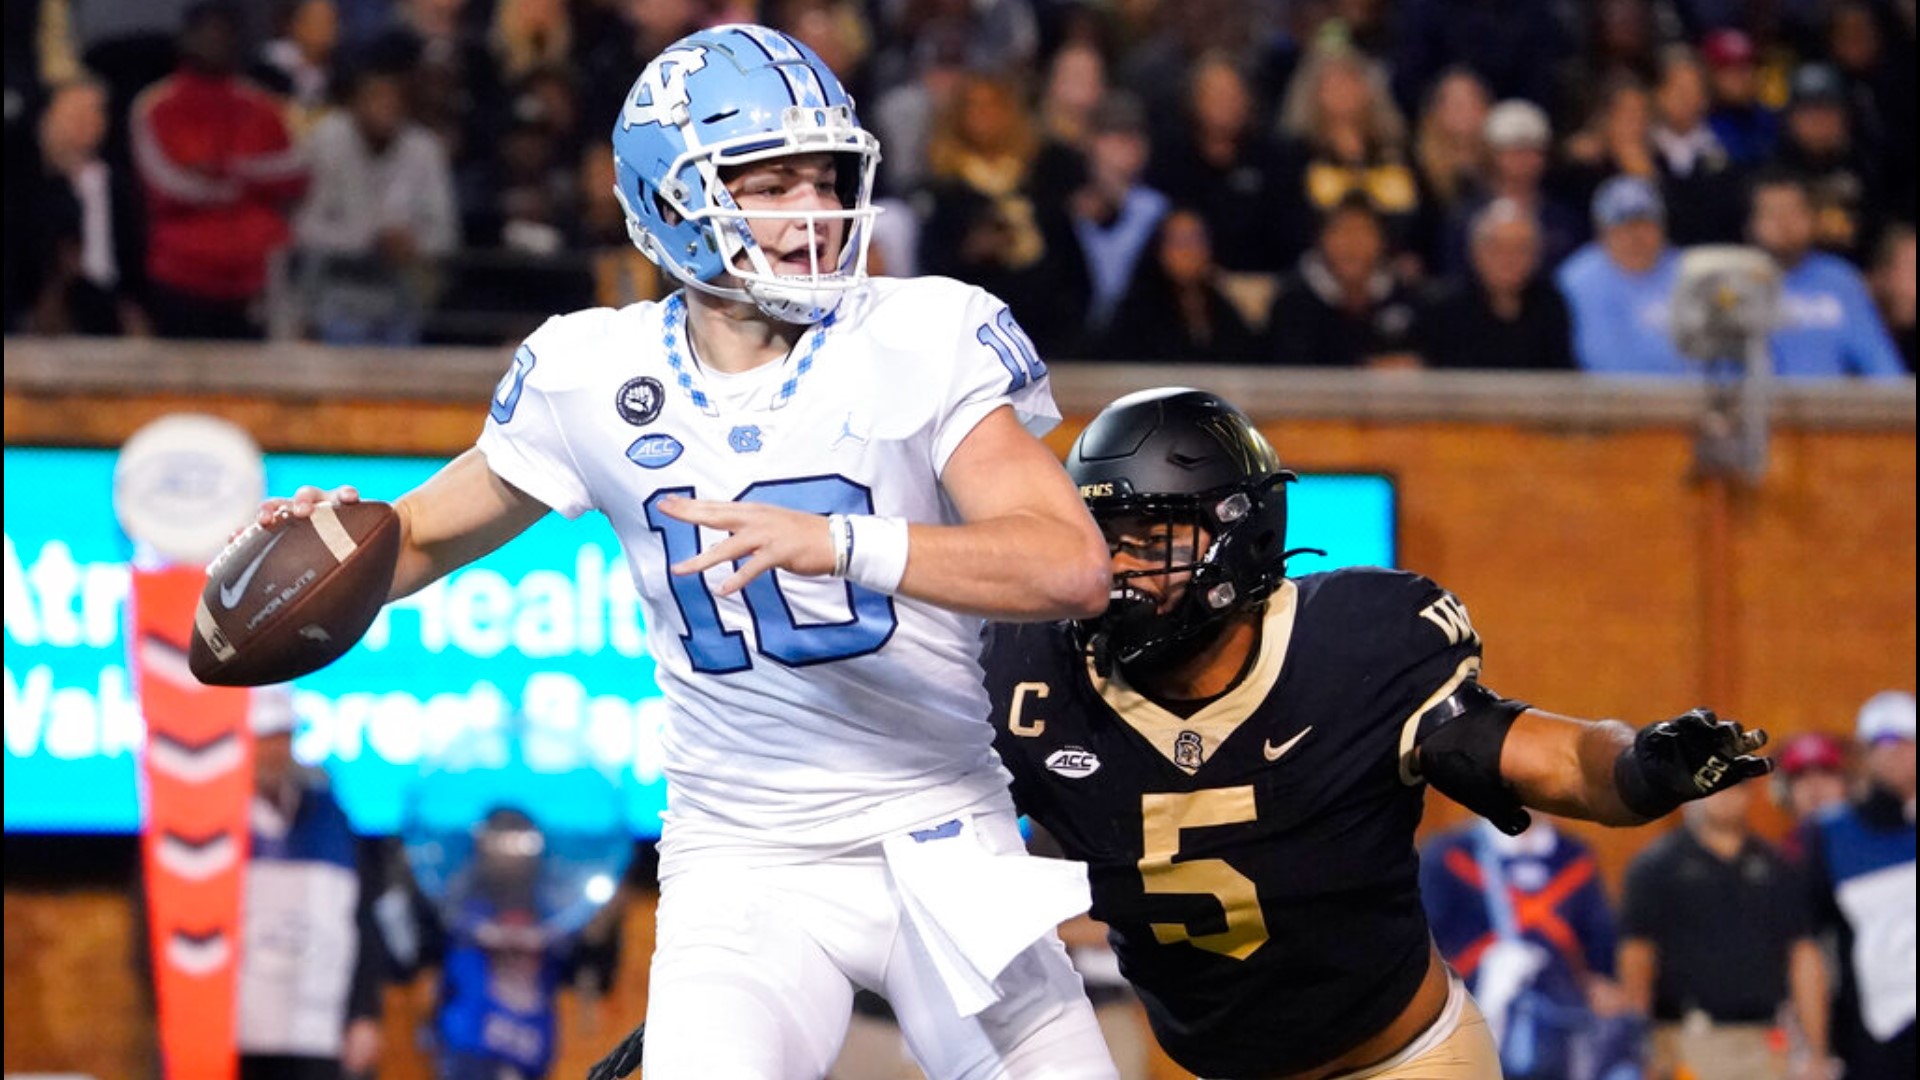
top-left (653, 191), bottom-right (682, 226)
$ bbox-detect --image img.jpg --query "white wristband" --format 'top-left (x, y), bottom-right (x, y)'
top-left (837, 514), bottom-right (910, 594)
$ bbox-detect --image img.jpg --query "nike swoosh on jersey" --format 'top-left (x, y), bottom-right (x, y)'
top-left (1263, 726), bottom-right (1313, 762)
top-left (219, 532), bottom-right (285, 610)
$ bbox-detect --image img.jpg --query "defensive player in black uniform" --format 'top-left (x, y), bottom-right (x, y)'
top-left (983, 387), bottom-right (1775, 1080)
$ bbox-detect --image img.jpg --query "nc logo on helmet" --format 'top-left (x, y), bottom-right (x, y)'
top-left (623, 46), bottom-right (709, 131)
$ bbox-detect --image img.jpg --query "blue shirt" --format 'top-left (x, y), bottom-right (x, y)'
top-left (1072, 184), bottom-right (1170, 332)
top-left (1768, 253), bottom-right (1907, 378)
top-left (1556, 244), bottom-right (1690, 376)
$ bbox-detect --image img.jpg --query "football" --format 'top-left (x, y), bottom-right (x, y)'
top-left (189, 500), bottom-right (402, 687)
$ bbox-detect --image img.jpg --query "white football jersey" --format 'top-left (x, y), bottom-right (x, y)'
top-left (475, 277), bottom-right (1059, 861)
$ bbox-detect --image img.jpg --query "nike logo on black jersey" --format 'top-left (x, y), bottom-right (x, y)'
top-left (1263, 727), bottom-right (1313, 762)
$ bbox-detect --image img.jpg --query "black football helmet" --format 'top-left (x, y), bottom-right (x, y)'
top-left (1066, 387), bottom-right (1297, 672)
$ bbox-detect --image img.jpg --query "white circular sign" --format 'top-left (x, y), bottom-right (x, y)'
top-left (113, 413), bottom-right (266, 566)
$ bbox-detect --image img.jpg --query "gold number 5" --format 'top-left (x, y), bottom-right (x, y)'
top-left (1139, 787), bottom-right (1269, 960)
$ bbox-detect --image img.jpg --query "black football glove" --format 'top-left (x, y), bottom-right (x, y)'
top-left (586, 1020), bottom-right (644, 1080)
top-left (1613, 707), bottom-right (1774, 820)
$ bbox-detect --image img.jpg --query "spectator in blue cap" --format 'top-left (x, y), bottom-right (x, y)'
top-left (1554, 175), bottom-right (1689, 375)
top-left (1746, 170), bottom-right (1905, 377)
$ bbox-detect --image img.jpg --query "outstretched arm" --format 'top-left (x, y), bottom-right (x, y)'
top-left (1501, 707), bottom-right (1772, 825)
top-left (1418, 693), bottom-right (1774, 832)
top-left (256, 448), bottom-right (551, 600)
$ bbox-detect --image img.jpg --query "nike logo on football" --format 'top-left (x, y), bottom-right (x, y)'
top-left (1263, 727), bottom-right (1313, 762)
top-left (218, 533), bottom-right (285, 610)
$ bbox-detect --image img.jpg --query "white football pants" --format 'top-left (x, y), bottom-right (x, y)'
top-left (641, 810), bottom-right (1119, 1080)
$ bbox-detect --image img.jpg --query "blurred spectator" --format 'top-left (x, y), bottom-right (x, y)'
top-left (239, 685), bottom-right (386, 1080)
top-left (1266, 193), bottom-right (1422, 368)
top-left (489, 0), bottom-right (571, 86)
top-left (380, 0), bottom-right (507, 215)
top-left (430, 807), bottom-right (573, 1080)
top-left (130, 1), bottom-right (307, 339)
top-left (1822, 2), bottom-right (1898, 188)
top-left (1064, 92), bottom-right (1167, 343)
top-left (1746, 170), bottom-right (1904, 378)
top-left (1113, 0), bottom-right (1252, 140)
top-left (252, 0), bottom-right (340, 137)
top-left (293, 62), bottom-right (458, 345)
top-left (1102, 207), bottom-right (1258, 362)
top-left (1560, 74), bottom-right (1658, 221)
top-left (1557, 0), bottom-right (1661, 128)
top-left (577, 0), bottom-right (702, 140)
top-left (1440, 100), bottom-right (1582, 276)
top-left (1421, 199), bottom-right (1574, 370)
top-left (1620, 782), bottom-right (1832, 1080)
top-left (1421, 818), bottom-right (1633, 1080)
top-left (873, 0), bottom-right (1038, 97)
top-left (868, 24), bottom-right (969, 198)
top-left (1145, 51), bottom-right (1295, 286)
top-left (1775, 733), bottom-right (1853, 855)
top-left (1869, 224), bottom-right (1916, 370)
top-left (1827, 0), bottom-right (1917, 224)
top-left (1556, 175), bottom-right (1688, 375)
top-left (572, 143), bottom-right (665, 309)
top-left (1027, 39), bottom-right (1107, 212)
top-left (491, 110), bottom-right (574, 255)
top-left (1851, 0), bottom-right (1916, 222)
top-left (1276, 31), bottom-right (1420, 263)
top-left (11, 78), bottom-right (149, 337)
top-left (1651, 45), bottom-right (1746, 245)
top-left (1802, 690), bottom-right (1917, 1080)
top-left (1772, 64), bottom-right (1883, 264)
top-left (1702, 29), bottom-right (1780, 167)
top-left (1389, 0), bottom-right (1567, 116)
top-left (1413, 67), bottom-right (1492, 254)
top-left (773, 0), bottom-right (876, 104)
top-left (918, 71), bottom-right (1085, 351)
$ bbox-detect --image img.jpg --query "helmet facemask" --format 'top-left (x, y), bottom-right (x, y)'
top-left (1076, 477), bottom-right (1290, 676)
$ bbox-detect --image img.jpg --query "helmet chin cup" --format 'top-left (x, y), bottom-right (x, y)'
top-left (743, 277), bottom-right (848, 324)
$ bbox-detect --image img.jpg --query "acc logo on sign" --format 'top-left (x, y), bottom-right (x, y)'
top-left (616, 376), bottom-right (664, 426)
top-left (1044, 747), bottom-right (1102, 779)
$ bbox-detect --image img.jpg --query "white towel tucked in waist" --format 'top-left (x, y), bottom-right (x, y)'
top-left (882, 813), bottom-right (1091, 1016)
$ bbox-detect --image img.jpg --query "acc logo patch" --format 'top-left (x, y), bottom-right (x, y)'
top-left (616, 376), bottom-right (664, 426)
top-left (626, 434), bottom-right (684, 469)
top-left (1044, 747), bottom-right (1102, 779)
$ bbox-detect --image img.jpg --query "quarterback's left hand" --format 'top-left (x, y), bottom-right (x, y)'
top-left (656, 495), bottom-right (833, 595)
top-left (1614, 708), bottom-right (1774, 820)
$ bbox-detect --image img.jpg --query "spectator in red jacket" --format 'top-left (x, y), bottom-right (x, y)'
top-left (130, 1), bottom-right (307, 339)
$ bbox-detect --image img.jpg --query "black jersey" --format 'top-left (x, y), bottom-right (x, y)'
top-left (984, 567), bottom-right (1486, 1078)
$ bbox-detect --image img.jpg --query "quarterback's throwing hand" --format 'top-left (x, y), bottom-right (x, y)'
top-left (1614, 707), bottom-right (1774, 819)
top-left (656, 495), bottom-right (835, 595)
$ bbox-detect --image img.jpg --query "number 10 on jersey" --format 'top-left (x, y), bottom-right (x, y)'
top-left (644, 476), bottom-right (899, 674)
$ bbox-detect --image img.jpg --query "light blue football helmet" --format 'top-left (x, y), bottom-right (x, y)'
top-left (610, 24), bottom-right (882, 323)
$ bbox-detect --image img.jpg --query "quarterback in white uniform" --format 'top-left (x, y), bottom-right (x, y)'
top-left (261, 22), bottom-right (1119, 1080)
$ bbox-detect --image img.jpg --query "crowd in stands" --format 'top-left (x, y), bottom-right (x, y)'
top-left (3, 0), bottom-right (1914, 373)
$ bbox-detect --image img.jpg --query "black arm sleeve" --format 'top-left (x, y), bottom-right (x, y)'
top-left (1414, 681), bottom-right (1533, 835)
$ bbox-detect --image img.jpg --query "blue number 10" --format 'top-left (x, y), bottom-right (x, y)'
top-left (976, 307), bottom-right (1047, 392)
top-left (643, 476), bottom-right (899, 674)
